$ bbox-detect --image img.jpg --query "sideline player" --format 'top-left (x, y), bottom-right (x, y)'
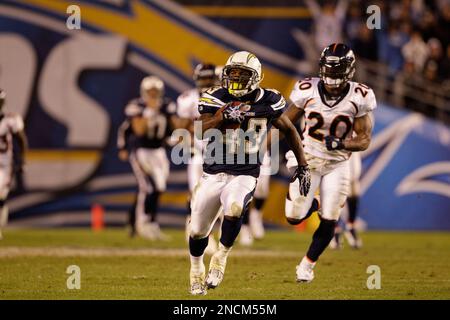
top-left (284, 43), bottom-right (376, 282)
top-left (0, 89), bottom-right (27, 240)
top-left (117, 76), bottom-right (177, 240)
top-left (188, 51), bottom-right (311, 295)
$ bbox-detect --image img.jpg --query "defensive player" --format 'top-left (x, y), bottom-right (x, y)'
top-left (176, 63), bottom-right (220, 254)
top-left (0, 89), bottom-right (27, 240)
top-left (284, 43), bottom-right (376, 282)
top-left (117, 76), bottom-right (177, 240)
top-left (188, 51), bottom-right (311, 295)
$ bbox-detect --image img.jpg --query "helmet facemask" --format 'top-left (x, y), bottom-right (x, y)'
top-left (222, 65), bottom-right (260, 97)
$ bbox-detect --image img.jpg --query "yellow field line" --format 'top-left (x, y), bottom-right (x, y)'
top-left (186, 6), bottom-right (311, 18)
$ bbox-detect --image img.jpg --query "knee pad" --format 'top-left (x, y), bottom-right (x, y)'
top-left (229, 201), bottom-right (243, 218)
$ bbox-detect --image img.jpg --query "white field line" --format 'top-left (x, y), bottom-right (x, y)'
top-left (0, 247), bottom-right (301, 258)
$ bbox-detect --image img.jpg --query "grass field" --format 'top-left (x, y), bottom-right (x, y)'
top-left (0, 228), bottom-right (449, 300)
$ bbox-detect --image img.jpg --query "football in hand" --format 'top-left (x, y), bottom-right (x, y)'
top-left (219, 101), bottom-right (250, 132)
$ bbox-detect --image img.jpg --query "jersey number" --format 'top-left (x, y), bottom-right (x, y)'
top-left (147, 115), bottom-right (167, 140)
top-left (307, 113), bottom-right (352, 141)
top-left (226, 118), bottom-right (267, 154)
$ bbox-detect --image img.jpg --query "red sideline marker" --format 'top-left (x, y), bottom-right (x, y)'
top-left (91, 204), bottom-right (104, 231)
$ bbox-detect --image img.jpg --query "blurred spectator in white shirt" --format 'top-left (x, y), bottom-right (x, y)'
top-left (305, 0), bottom-right (349, 51)
top-left (402, 30), bottom-right (429, 72)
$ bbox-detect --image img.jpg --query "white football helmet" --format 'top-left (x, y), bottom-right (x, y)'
top-left (222, 51), bottom-right (263, 97)
top-left (140, 76), bottom-right (164, 100)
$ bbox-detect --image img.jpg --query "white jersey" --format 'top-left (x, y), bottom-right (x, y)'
top-left (177, 88), bottom-right (200, 120)
top-left (290, 77), bottom-right (376, 161)
top-left (176, 88), bottom-right (205, 153)
top-left (0, 113), bottom-right (24, 166)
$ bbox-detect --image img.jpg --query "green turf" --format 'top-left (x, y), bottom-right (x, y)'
top-left (0, 228), bottom-right (449, 299)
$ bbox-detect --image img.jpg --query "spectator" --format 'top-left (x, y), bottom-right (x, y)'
top-left (305, 0), bottom-right (349, 51)
top-left (423, 38), bottom-right (445, 79)
top-left (402, 29), bottom-right (429, 72)
top-left (386, 22), bottom-right (410, 74)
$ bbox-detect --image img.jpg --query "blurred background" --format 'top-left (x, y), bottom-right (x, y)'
top-left (0, 0), bottom-right (449, 231)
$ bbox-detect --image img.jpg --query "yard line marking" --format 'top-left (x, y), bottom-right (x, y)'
top-left (0, 247), bottom-right (301, 258)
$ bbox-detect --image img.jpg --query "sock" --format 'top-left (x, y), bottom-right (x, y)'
top-left (189, 236), bottom-right (209, 257)
top-left (306, 218), bottom-right (337, 262)
top-left (220, 216), bottom-right (243, 248)
top-left (253, 197), bottom-right (265, 211)
top-left (190, 254), bottom-right (205, 276)
top-left (347, 196), bottom-right (359, 224)
top-left (215, 242), bottom-right (232, 265)
top-left (145, 191), bottom-right (161, 222)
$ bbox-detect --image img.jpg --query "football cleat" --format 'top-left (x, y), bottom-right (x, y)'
top-left (189, 272), bottom-right (207, 296)
top-left (239, 224), bottom-right (254, 247)
top-left (296, 256), bottom-right (315, 283)
top-left (249, 209), bottom-right (265, 240)
top-left (344, 228), bottom-right (363, 249)
top-left (206, 251), bottom-right (227, 289)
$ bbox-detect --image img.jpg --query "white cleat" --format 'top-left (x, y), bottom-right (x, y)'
top-left (344, 229), bottom-right (363, 249)
top-left (249, 209), bottom-right (265, 240)
top-left (206, 251), bottom-right (227, 289)
top-left (205, 235), bottom-right (218, 255)
top-left (136, 222), bottom-right (170, 241)
top-left (239, 225), bottom-right (254, 247)
top-left (190, 272), bottom-right (207, 296)
top-left (296, 256), bottom-right (316, 283)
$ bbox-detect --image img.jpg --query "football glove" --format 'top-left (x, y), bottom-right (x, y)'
top-left (325, 135), bottom-right (345, 151)
top-left (290, 165), bottom-right (311, 196)
top-left (222, 103), bottom-right (247, 124)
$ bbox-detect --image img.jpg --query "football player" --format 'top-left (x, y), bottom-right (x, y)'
top-left (176, 63), bottom-right (221, 254)
top-left (188, 51), bottom-right (311, 295)
top-left (117, 76), bottom-right (177, 240)
top-left (0, 89), bottom-right (27, 240)
top-left (284, 43), bottom-right (376, 282)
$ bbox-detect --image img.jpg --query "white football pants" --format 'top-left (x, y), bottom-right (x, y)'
top-left (190, 173), bottom-right (257, 239)
top-left (285, 152), bottom-right (350, 221)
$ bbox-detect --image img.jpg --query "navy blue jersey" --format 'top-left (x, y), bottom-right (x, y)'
top-left (120, 97), bottom-right (176, 150)
top-left (198, 87), bottom-right (286, 177)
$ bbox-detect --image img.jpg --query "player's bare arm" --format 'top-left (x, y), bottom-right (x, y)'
top-left (272, 114), bottom-right (307, 166)
top-left (343, 113), bottom-right (372, 151)
top-left (284, 102), bottom-right (305, 124)
top-left (197, 111), bottom-right (224, 135)
top-left (325, 113), bottom-right (372, 152)
top-left (273, 114), bottom-right (311, 196)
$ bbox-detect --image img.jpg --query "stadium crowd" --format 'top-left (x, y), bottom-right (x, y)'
top-left (305, 0), bottom-right (450, 120)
